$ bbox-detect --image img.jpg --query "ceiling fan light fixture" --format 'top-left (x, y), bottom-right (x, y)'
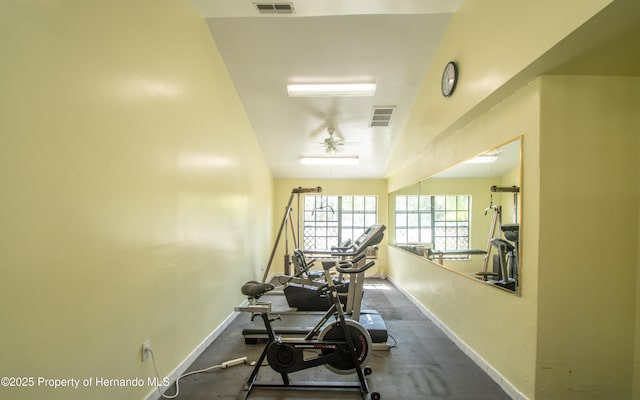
top-left (300, 156), bottom-right (359, 166)
top-left (287, 83), bottom-right (376, 97)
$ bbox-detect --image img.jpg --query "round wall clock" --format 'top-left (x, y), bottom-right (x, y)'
top-left (441, 61), bottom-right (458, 97)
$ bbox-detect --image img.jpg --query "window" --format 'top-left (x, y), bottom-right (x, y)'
top-left (395, 195), bottom-right (471, 256)
top-left (303, 195), bottom-right (377, 250)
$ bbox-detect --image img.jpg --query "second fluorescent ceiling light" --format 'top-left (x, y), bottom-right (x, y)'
top-left (287, 83), bottom-right (376, 97)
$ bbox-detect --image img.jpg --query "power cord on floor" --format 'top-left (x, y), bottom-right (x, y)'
top-left (148, 348), bottom-right (250, 399)
top-left (387, 334), bottom-right (398, 348)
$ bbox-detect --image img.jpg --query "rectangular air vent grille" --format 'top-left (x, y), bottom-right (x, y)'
top-left (369, 106), bottom-right (396, 127)
top-left (255, 3), bottom-right (294, 14)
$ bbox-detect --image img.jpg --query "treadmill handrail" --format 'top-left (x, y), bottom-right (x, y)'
top-left (331, 246), bottom-right (378, 257)
top-left (331, 245), bottom-right (354, 251)
top-left (335, 260), bottom-right (376, 274)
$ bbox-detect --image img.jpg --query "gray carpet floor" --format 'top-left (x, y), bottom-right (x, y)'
top-left (158, 278), bottom-right (511, 400)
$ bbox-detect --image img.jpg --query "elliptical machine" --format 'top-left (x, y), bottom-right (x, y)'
top-left (236, 260), bottom-right (381, 400)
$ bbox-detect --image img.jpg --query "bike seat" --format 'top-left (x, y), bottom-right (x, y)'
top-left (241, 281), bottom-right (275, 299)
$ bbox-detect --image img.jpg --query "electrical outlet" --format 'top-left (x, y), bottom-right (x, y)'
top-left (141, 339), bottom-right (152, 361)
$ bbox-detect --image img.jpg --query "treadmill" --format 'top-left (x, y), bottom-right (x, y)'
top-left (241, 224), bottom-right (391, 350)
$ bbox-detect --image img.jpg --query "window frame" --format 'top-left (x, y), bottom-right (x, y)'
top-left (302, 195), bottom-right (378, 250)
top-left (394, 194), bottom-right (472, 259)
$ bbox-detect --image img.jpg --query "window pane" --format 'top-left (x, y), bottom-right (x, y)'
top-left (445, 237), bottom-right (457, 249)
top-left (327, 196), bottom-right (339, 210)
top-left (305, 196), bottom-right (316, 209)
top-left (342, 196), bottom-right (353, 210)
top-left (407, 196), bottom-right (419, 210)
top-left (420, 213), bottom-right (432, 227)
top-left (397, 216), bottom-right (406, 231)
top-left (352, 213), bottom-right (364, 227)
top-left (342, 213), bottom-right (352, 226)
top-left (396, 196), bottom-right (407, 211)
top-left (419, 196), bottom-right (431, 211)
top-left (407, 213), bottom-right (419, 227)
top-left (327, 225), bottom-right (338, 236)
top-left (365, 213), bottom-right (376, 226)
top-left (446, 226), bottom-right (457, 236)
top-left (353, 196), bottom-right (364, 210)
top-left (365, 196), bottom-right (376, 211)
top-left (458, 225), bottom-right (469, 237)
top-left (457, 195), bottom-right (469, 209)
top-left (396, 213), bottom-right (407, 227)
top-left (420, 229), bottom-right (432, 243)
top-left (396, 229), bottom-right (407, 244)
top-left (408, 229), bottom-right (419, 243)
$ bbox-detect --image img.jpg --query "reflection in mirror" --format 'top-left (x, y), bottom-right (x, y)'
top-left (389, 137), bottom-right (522, 294)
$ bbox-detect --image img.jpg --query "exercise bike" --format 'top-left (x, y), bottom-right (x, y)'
top-left (236, 260), bottom-right (381, 400)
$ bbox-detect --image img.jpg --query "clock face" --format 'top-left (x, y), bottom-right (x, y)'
top-left (441, 61), bottom-right (457, 97)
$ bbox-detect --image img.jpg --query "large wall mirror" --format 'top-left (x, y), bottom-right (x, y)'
top-left (388, 137), bottom-right (522, 294)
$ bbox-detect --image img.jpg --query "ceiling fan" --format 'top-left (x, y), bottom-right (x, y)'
top-left (323, 128), bottom-right (344, 155)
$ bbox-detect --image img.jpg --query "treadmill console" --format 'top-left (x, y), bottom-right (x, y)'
top-left (335, 224), bottom-right (386, 256)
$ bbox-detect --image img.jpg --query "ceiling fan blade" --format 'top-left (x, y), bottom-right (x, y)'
top-left (325, 145), bottom-right (343, 155)
top-left (309, 123), bottom-right (328, 139)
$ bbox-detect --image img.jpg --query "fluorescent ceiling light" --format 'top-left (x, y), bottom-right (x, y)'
top-left (300, 156), bottom-right (359, 166)
top-left (287, 83), bottom-right (376, 97)
top-left (464, 155), bottom-right (498, 164)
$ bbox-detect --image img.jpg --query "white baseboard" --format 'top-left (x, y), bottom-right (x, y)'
top-left (386, 276), bottom-right (528, 400)
top-left (142, 308), bottom-right (243, 400)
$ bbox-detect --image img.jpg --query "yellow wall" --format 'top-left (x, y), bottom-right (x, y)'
top-left (636, 133), bottom-right (640, 400)
top-left (387, 80), bottom-right (541, 398)
top-left (2, 2), bottom-right (637, 400)
top-left (270, 179), bottom-right (388, 278)
top-left (385, 1), bottom-right (639, 399)
top-left (387, 0), bottom-right (614, 189)
top-left (536, 75), bottom-right (639, 399)
top-left (0, 2), bottom-right (272, 400)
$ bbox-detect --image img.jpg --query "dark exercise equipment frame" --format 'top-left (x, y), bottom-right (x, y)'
top-left (262, 186), bottom-right (322, 282)
top-left (236, 260), bottom-right (381, 400)
top-left (477, 185), bottom-right (520, 291)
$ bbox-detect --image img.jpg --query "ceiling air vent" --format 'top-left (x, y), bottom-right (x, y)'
top-left (255, 3), bottom-right (294, 14)
top-left (369, 106), bottom-right (396, 127)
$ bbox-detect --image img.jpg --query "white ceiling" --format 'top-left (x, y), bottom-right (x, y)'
top-left (189, 0), bottom-right (464, 179)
